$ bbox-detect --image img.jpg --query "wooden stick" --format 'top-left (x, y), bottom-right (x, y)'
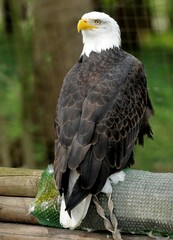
top-left (0, 222), bottom-right (154, 240)
top-left (0, 196), bottom-right (38, 224)
top-left (0, 168), bottom-right (42, 197)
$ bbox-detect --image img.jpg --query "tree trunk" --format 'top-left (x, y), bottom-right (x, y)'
top-left (0, 117), bottom-right (11, 167)
top-left (2, 0), bottom-right (13, 34)
top-left (32, 0), bottom-right (94, 164)
top-left (12, 0), bottom-right (34, 168)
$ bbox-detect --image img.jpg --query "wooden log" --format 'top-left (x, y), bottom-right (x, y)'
top-left (0, 222), bottom-right (154, 240)
top-left (0, 167), bottom-right (42, 197)
top-left (0, 196), bottom-right (38, 224)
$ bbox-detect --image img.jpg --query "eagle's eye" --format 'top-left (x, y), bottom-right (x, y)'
top-left (94, 19), bottom-right (101, 24)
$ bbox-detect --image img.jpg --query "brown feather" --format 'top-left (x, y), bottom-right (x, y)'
top-left (54, 47), bottom-right (154, 213)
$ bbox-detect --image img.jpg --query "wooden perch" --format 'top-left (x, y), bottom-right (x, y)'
top-left (0, 222), bottom-right (154, 240)
top-left (0, 167), bottom-right (42, 197)
top-left (0, 167), bottom-right (172, 240)
top-left (0, 196), bottom-right (38, 224)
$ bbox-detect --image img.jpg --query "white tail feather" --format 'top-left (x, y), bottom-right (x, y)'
top-left (60, 170), bottom-right (125, 229)
top-left (60, 170), bottom-right (92, 229)
top-left (60, 193), bottom-right (92, 229)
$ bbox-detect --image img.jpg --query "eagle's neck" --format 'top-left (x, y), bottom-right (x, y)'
top-left (81, 29), bottom-right (121, 57)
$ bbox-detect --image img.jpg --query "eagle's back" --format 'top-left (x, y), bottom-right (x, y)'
top-left (54, 47), bottom-right (153, 212)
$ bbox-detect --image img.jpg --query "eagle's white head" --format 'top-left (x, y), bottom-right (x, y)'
top-left (77, 11), bottom-right (121, 57)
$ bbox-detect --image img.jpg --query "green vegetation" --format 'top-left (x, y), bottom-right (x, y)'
top-left (134, 33), bottom-right (173, 171)
top-left (0, 15), bottom-right (173, 171)
top-left (0, 29), bottom-right (21, 141)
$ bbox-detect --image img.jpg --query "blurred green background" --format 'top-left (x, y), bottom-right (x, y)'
top-left (0, 0), bottom-right (172, 171)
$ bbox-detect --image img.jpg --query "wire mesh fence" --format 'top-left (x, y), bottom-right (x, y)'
top-left (0, 0), bottom-right (172, 170)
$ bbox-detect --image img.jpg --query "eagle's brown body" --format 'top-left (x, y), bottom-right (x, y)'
top-left (54, 47), bottom-right (154, 214)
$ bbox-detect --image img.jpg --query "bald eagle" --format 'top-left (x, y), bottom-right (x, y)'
top-left (54, 11), bottom-right (154, 229)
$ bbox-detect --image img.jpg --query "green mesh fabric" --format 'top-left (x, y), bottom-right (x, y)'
top-left (30, 166), bottom-right (60, 228)
top-left (30, 166), bottom-right (173, 237)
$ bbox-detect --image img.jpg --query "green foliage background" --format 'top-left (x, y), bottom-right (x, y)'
top-left (0, 0), bottom-right (173, 171)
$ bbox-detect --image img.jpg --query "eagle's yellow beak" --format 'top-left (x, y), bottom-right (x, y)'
top-left (77, 19), bottom-right (97, 32)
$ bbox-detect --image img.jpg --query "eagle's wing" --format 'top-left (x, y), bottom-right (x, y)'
top-left (54, 64), bottom-right (84, 194)
top-left (54, 55), bottom-right (153, 213)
